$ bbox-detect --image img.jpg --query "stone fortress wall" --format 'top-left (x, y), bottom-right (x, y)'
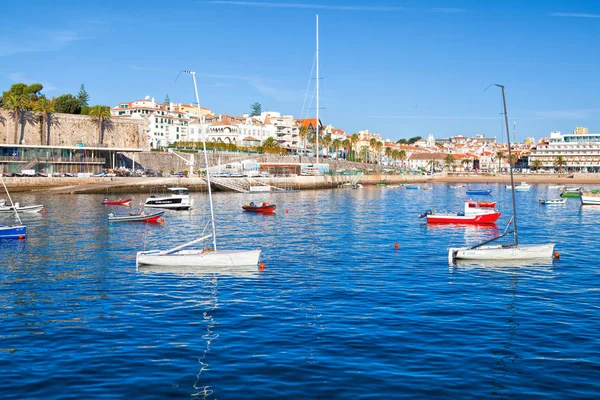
top-left (0, 110), bottom-right (146, 148)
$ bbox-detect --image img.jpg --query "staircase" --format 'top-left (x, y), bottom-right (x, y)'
top-left (209, 177), bottom-right (250, 193)
top-left (245, 177), bottom-right (294, 192)
top-left (18, 158), bottom-right (39, 173)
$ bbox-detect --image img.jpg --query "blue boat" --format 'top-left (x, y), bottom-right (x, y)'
top-left (405, 185), bottom-right (419, 190)
top-left (466, 188), bottom-right (492, 195)
top-left (0, 225), bottom-right (26, 239)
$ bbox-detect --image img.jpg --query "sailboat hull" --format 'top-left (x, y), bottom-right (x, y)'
top-left (448, 243), bottom-right (554, 263)
top-left (136, 249), bottom-right (261, 267)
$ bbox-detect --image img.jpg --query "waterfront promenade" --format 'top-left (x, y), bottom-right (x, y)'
top-left (3, 172), bottom-right (600, 194)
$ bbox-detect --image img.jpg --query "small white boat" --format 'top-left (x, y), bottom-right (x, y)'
top-left (449, 85), bottom-right (554, 264)
top-left (0, 202), bottom-right (44, 213)
top-left (449, 243), bottom-right (555, 262)
top-left (506, 182), bottom-right (531, 191)
top-left (423, 186), bottom-right (433, 190)
top-left (539, 198), bottom-right (567, 205)
top-left (136, 70), bottom-right (260, 269)
top-left (450, 184), bottom-right (466, 189)
top-left (144, 187), bottom-right (192, 210)
top-left (580, 190), bottom-right (600, 205)
top-left (548, 185), bottom-right (564, 190)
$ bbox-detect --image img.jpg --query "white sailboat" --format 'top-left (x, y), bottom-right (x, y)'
top-left (136, 71), bottom-right (260, 268)
top-left (0, 176), bottom-right (26, 239)
top-left (448, 85), bottom-right (555, 263)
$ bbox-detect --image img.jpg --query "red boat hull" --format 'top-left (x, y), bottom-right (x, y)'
top-left (426, 211), bottom-right (500, 224)
top-left (102, 198), bottom-right (132, 206)
top-left (242, 205), bottom-right (276, 213)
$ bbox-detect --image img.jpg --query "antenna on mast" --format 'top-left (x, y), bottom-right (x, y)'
top-left (513, 120), bottom-right (516, 143)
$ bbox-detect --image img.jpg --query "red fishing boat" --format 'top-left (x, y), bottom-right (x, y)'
top-left (242, 202), bottom-right (276, 213)
top-left (102, 198), bottom-right (132, 206)
top-left (419, 202), bottom-right (500, 224)
top-left (465, 200), bottom-right (497, 209)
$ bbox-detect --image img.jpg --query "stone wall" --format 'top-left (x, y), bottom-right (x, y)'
top-left (0, 110), bottom-right (146, 148)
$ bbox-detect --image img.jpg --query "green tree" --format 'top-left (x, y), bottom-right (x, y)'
top-left (250, 102), bottom-right (262, 117)
top-left (2, 92), bottom-right (28, 144)
top-left (331, 138), bottom-right (342, 159)
top-left (444, 154), bottom-right (456, 171)
top-left (407, 136), bottom-right (422, 145)
top-left (321, 133), bottom-right (332, 158)
top-left (360, 145), bottom-right (369, 163)
top-left (531, 158), bottom-right (542, 172)
top-left (554, 155), bottom-right (567, 174)
top-left (396, 138), bottom-right (408, 144)
top-left (262, 136), bottom-right (279, 153)
top-left (2, 83), bottom-right (43, 103)
top-left (369, 138), bottom-right (377, 163)
top-left (342, 138), bottom-right (351, 160)
top-left (461, 158), bottom-right (472, 171)
top-left (350, 133), bottom-right (359, 161)
top-left (33, 97), bottom-right (56, 146)
top-left (88, 105), bottom-right (111, 144)
top-left (376, 141), bottom-right (383, 164)
top-left (77, 84), bottom-right (90, 107)
top-left (55, 94), bottom-right (81, 114)
top-left (298, 125), bottom-right (309, 152)
top-left (495, 150), bottom-right (505, 173)
top-left (398, 150), bottom-right (407, 170)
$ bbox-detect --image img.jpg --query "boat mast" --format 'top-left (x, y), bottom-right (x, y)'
top-left (315, 14), bottom-right (319, 166)
top-left (0, 175), bottom-right (22, 225)
top-left (188, 70), bottom-right (217, 251)
top-left (497, 84), bottom-right (518, 246)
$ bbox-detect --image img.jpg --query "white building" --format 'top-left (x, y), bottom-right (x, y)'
top-left (529, 128), bottom-right (600, 172)
top-left (111, 98), bottom-right (213, 148)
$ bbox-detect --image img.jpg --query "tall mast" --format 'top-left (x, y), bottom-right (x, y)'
top-left (497, 84), bottom-right (518, 246)
top-left (0, 175), bottom-right (22, 225)
top-left (315, 14), bottom-right (319, 166)
top-left (189, 70), bottom-right (217, 251)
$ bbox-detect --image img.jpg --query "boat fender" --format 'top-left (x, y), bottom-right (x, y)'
top-left (108, 213), bottom-right (114, 217)
top-left (250, 202), bottom-right (255, 207)
top-left (554, 252), bottom-right (560, 260)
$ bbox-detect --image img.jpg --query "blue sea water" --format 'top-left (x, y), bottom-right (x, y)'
top-left (1, 183), bottom-right (599, 398)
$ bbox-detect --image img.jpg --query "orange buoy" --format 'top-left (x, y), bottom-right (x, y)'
top-left (259, 262), bottom-right (265, 271)
top-left (394, 243), bottom-right (399, 249)
top-left (554, 252), bottom-right (560, 260)
top-left (285, 209), bottom-right (289, 214)
top-left (18, 235), bottom-right (24, 240)
top-left (160, 217), bottom-right (165, 223)
top-left (41, 209), bottom-right (47, 215)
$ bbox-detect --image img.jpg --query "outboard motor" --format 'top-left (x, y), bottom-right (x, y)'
top-left (418, 210), bottom-right (432, 218)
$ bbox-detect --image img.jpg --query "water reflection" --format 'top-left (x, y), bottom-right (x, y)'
top-left (136, 264), bottom-right (260, 279)
top-left (192, 276), bottom-right (218, 399)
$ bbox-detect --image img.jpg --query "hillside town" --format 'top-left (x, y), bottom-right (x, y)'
top-left (110, 95), bottom-right (599, 174)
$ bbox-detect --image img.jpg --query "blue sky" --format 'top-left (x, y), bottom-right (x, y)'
top-left (2, 0), bottom-right (600, 141)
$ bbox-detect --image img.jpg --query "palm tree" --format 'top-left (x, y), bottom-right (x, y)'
top-left (398, 149), bottom-right (407, 170)
top-left (350, 133), bottom-right (359, 161)
top-left (89, 105), bottom-right (111, 144)
top-left (391, 149), bottom-right (400, 167)
top-left (332, 138), bottom-right (342, 159)
top-left (461, 158), bottom-right (472, 172)
top-left (495, 150), bottom-right (505, 173)
top-left (375, 141), bottom-right (383, 164)
top-left (369, 138), bottom-right (377, 163)
top-left (444, 154), bottom-right (456, 171)
top-left (298, 125), bottom-right (309, 152)
top-left (385, 147), bottom-right (393, 165)
top-left (34, 97), bottom-right (55, 145)
top-left (2, 92), bottom-right (27, 144)
top-left (531, 158), bottom-right (542, 172)
top-left (360, 145), bottom-right (369, 163)
top-left (554, 155), bottom-right (567, 174)
top-left (262, 136), bottom-right (280, 153)
top-left (341, 138), bottom-right (351, 160)
top-left (321, 133), bottom-right (332, 158)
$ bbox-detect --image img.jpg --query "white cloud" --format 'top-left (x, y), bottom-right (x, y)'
top-left (198, 72), bottom-right (303, 101)
top-left (548, 12), bottom-right (600, 18)
top-left (0, 29), bottom-right (83, 57)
